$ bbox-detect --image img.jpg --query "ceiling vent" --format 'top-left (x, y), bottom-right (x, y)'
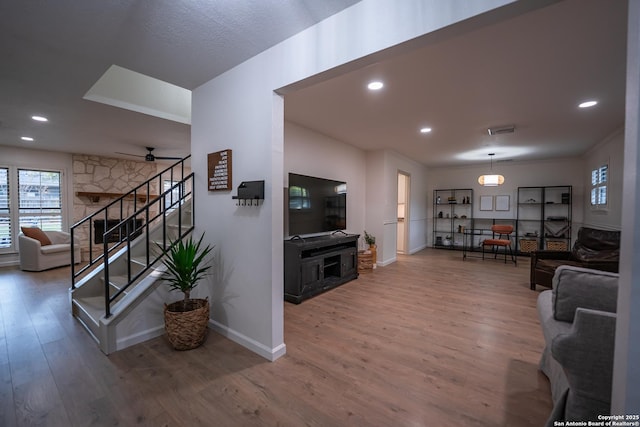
top-left (487, 125), bottom-right (515, 136)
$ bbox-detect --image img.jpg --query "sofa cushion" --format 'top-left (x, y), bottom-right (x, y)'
top-left (40, 243), bottom-right (71, 255)
top-left (552, 266), bottom-right (618, 322)
top-left (21, 226), bottom-right (52, 246)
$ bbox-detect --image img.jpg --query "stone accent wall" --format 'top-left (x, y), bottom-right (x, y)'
top-left (72, 155), bottom-right (160, 260)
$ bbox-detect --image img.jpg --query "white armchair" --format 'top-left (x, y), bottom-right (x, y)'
top-left (18, 230), bottom-right (81, 271)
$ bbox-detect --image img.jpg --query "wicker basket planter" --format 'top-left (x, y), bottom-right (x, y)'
top-left (164, 298), bottom-right (209, 350)
top-left (358, 250), bottom-right (373, 271)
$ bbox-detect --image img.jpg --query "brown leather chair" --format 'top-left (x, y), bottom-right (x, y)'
top-left (530, 227), bottom-right (620, 290)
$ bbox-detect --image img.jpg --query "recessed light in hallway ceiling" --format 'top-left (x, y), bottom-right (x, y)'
top-left (367, 81), bottom-right (384, 91)
top-left (578, 100), bottom-right (598, 108)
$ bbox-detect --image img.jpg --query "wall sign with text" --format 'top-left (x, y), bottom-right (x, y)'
top-left (208, 149), bottom-right (232, 191)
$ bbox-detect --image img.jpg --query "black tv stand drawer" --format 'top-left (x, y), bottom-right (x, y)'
top-left (284, 234), bottom-right (359, 303)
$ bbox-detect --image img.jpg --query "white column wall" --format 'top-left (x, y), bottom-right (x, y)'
top-left (364, 149), bottom-right (430, 267)
top-left (612, 0), bottom-right (640, 413)
top-left (191, 0), bottom-right (529, 360)
top-left (365, 150), bottom-right (387, 265)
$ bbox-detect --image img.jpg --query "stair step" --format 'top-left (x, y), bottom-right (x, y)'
top-left (105, 274), bottom-right (130, 288)
top-left (70, 190), bottom-right (191, 354)
top-left (130, 257), bottom-right (148, 267)
top-left (72, 296), bottom-right (104, 337)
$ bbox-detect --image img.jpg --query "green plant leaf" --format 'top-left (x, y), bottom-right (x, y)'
top-left (158, 233), bottom-right (214, 301)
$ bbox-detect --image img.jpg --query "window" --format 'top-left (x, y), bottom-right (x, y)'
top-left (18, 169), bottom-right (62, 231)
top-left (0, 167), bottom-right (65, 253)
top-left (590, 164), bottom-right (608, 208)
top-left (289, 185), bottom-right (311, 210)
top-left (0, 168), bottom-right (10, 248)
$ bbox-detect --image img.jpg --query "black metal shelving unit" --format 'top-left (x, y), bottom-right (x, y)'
top-left (433, 188), bottom-right (473, 250)
top-left (516, 186), bottom-right (572, 254)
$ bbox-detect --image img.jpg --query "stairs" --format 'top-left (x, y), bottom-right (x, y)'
top-left (71, 171), bottom-right (195, 354)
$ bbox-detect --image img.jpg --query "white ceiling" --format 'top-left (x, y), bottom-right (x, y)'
top-left (285, 0), bottom-right (627, 167)
top-left (0, 0), bottom-right (628, 167)
top-left (0, 0), bottom-right (361, 161)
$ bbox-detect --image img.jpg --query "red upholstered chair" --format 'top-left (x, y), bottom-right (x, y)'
top-left (482, 224), bottom-right (516, 265)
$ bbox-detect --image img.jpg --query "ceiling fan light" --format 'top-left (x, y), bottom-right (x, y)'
top-left (478, 174), bottom-right (505, 186)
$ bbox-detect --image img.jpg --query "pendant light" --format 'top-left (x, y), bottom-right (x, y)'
top-left (478, 153), bottom-right (505, 186)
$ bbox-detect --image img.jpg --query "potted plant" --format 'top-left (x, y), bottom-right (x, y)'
top-left (364, 230), bottom-right (376, 247)
top-left (160, 233), bottom-right (214, 350)
top-left (364, 230), bottom-right (377, 267)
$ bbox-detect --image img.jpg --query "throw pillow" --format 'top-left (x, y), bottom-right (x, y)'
top-left (21, 227), bottom-right (52, 246)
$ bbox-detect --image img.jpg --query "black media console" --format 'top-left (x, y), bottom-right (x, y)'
top-left (284, 234), bottom-right (359, 303)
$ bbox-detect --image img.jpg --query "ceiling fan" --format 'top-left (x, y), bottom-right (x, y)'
top-left (116, 146), bottom-right (183, 162)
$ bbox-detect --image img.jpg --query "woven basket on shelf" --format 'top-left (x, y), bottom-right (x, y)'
top-left (519, 239), bottom-right (538, 253)
top-left (164, 298), bottom-right (209, 350)
top-left (546, 240), bottom-right (568, 251)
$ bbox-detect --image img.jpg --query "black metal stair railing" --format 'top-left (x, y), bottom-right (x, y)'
top-left (101, 174), bottom-right (194, 317)
top-left (70, 156), bottom-right (194, 317)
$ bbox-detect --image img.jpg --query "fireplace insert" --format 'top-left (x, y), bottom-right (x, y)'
top-left (93, 218), bottom-right (143, 244)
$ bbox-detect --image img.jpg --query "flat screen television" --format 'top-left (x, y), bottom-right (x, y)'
top-left (288, 173), bottom-right (346, 236)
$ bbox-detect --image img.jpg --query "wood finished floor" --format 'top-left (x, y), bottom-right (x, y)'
top-left (0, 249), bottom-right (552, 426)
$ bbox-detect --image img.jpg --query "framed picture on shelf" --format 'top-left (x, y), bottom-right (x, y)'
top-left (495, 195), bottom-right (510, 211)
top-left (479, 195), bottom-right (493, 211)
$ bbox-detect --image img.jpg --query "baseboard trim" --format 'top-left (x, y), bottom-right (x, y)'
top-left (378, 256), bottom-right (396, 267)
top-left (115, 325), bottom-right (165, 352)
top-left (409, 244), bottom-right (428, 255)
top-left (0, 258), bottom-right (19, 268)
top-left (209, 319), bottom-right (287, 362)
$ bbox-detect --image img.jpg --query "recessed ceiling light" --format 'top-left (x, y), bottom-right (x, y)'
top-left (367, 81), bottom-right (384, 91)
top-left (21, 136), bottom-right (34, 142)
top-left (420, 127), bottom-right (432, 133)
top-left (31, 115), bottom-right (48, 122)
top-left (578, 100), bottom-right (598, 108)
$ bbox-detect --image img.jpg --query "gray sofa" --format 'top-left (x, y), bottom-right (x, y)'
top-left (537, 265), bottom-right (618, 426)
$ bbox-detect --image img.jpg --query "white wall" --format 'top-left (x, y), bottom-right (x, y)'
top-left (612, 0), bottom-right (640, 413)
top-left (582, 128), bottom-right (624, 230)
top-left (427, 157), bottom-right (585, 244)
top-left (192, 0), bottom-right (519, 360)
top-left (0, 146), bottom-right (74, 266)
top-left (378, 150), bottom-right (430, 265)
top-left (284, 121), bottom-right (366, 240)
top-left (365, 150), bottom-right (430, 266)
